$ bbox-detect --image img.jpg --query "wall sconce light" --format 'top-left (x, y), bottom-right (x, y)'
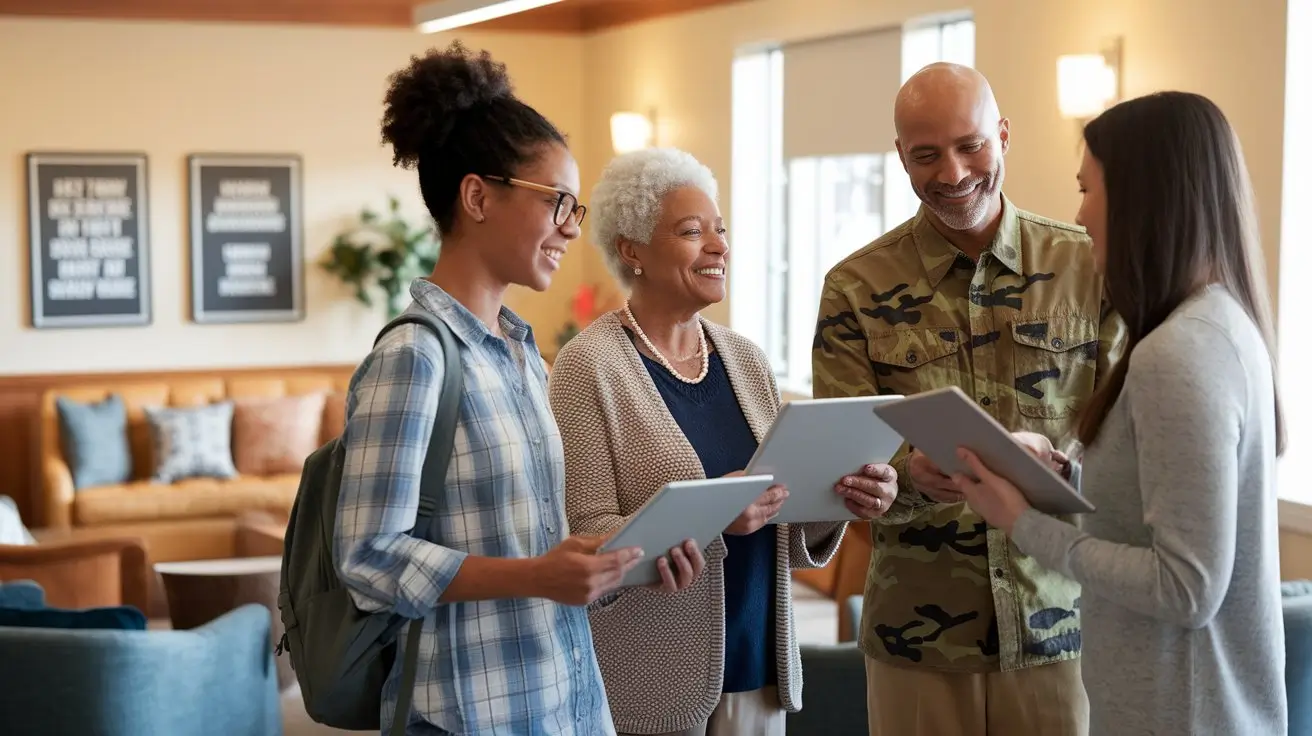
top-left (610, 110), bottom-right (655, 154)
top-left (1056, 38), bottom-right (1123, 120)
top-left (413, 0), bottom-right (563, 34)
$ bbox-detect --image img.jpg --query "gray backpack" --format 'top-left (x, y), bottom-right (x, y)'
top-left (276, 310), bottom-right (462, 735)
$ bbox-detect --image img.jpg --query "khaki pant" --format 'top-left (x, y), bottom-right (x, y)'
top-left (865, 656), bottom-right (1089, 736)
top-left (618, 686), bottom-right (785, 736)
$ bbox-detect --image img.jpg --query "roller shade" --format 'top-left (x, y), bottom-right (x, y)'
top-left (782, 28), bottom-right (902, 160)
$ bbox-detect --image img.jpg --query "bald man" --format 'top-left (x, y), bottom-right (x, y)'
top-left (812, 63), bottom-right (1126, 736)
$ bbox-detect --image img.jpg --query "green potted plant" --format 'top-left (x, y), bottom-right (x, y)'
top-left (320, 196), bottom-right (439, 319)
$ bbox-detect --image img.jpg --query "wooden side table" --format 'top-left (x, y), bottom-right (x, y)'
top-left (234, 514), bottom-right (286, 558)
top-left (154, 556), bottom-right (293, 691)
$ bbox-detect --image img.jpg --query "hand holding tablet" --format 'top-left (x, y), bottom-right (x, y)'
top-left (599, 475), bottom-right (777, 587)
top-left (871, 386), bottom-right (1094, 515)
top-left (744, 395), bottom-right (906, 523)
top-left (647, 538), bottom-right (705, 594)
top-left (834, 462), bottom-right (899, 520)
top-left (723, 474), bottom-right (789, 535)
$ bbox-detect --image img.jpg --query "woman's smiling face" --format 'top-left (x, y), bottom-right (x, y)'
top-left (626, 185), bottom-right (729, 310)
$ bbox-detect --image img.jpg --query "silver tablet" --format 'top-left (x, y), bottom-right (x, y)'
top-left (745, 395), bottom-right (907, 524)
top-left (871, 386), bottom-right (1095, 515)
top-left (599, 474), bottom-right (776, 587)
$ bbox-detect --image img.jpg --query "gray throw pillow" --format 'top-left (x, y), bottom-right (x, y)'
top-left (55, 394), bottom-right (132, 490)
top-left (144, 402), bottom-right (239, 483)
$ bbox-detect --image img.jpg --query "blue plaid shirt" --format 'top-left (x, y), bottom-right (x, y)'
top-left (333, 279), bottom-right (615, 736)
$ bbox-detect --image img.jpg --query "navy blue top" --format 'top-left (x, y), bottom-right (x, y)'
top-left (633, 339), bottom-right (778, 693)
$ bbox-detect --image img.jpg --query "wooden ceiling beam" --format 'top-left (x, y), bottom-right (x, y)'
top-left (459, 3), bottom-right (587, 33)
top-left (0, 0), bottom-right (751, 33)
top-left (575, 0), bottom-right (749, 32)
top-left (0, 0), bottom-right (411, 27)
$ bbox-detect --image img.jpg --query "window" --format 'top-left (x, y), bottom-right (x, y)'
top-left (729, 48), bottom-right (783, 368)
top-left (730, 16), bottom-right (976, 394)
top-left (1277, 0), bottom-right (1311, 506)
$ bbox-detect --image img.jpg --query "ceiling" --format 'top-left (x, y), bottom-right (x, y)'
top-left (0, 0), bottom-right (751, 33)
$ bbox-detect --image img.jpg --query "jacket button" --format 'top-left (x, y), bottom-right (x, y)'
top-left (1051, 337), bottom-right (1064, 349)
top-left (906, 351), bottom-right (918, 364)
top-left (993, 568), bottom-right (1005, 579)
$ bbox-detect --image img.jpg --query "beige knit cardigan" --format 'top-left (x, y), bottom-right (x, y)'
top-left (547, 310), bottom-right (846, 734)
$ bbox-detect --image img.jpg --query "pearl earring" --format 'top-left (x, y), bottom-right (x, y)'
top-left (634, 267), bottom-right (643, 276)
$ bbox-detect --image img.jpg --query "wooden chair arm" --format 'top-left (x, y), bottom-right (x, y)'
top-left (0, 536), bottom-right (149, 613)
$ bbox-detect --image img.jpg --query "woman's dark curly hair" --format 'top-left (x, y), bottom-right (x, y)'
top-left (380, 40), bottom-right (566, 234)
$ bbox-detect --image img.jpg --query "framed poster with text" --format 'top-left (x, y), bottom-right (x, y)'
top-left (26, 151), bottom-right (152, 329)
top-left (188, 153), bottom-right (304, 323)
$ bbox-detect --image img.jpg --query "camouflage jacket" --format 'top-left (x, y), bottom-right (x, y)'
top-left (812, 196), bottom-right (1127, 673)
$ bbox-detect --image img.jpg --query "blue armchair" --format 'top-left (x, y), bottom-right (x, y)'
top-left (0, 601), bottom-right (282, 736)
top-left (1285, 581), bottom-right (1312, 736)
top-left (786, 641), bottom-right (868, 734)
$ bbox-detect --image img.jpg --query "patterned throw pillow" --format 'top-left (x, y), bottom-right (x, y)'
top-left (55, 394), bottom-right (132, 490)
top-left (143, 402), bottom-right (239, 483)
top-left (231, 393), bottom-right (327, 475)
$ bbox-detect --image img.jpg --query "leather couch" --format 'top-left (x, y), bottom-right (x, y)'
top-left (37, 370), bottom-right (351, 562)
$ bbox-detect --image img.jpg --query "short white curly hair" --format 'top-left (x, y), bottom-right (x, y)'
top-left (588, 147), bottom-right (719, 285)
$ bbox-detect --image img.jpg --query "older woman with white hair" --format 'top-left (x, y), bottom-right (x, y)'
top-left (547, 147), bottom-right (899, 736)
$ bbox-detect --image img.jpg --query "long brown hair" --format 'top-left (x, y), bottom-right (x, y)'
top-left (1076, 91), bottom-right (1285, 454)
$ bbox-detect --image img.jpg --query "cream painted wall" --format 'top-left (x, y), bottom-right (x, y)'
top-left (576, 0), bottom-right (1288, 326)
top-left (0, 0), bottom-right (1292, 375)
top-left (0, 17), bottom-right (586, 375)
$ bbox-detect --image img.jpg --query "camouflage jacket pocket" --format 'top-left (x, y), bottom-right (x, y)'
top-left (867, 328), bottom-right (962, 397)
top-left (1010, 314), bottom-right (1099, 420)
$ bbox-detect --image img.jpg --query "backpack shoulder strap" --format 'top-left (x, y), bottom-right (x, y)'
top-left (374, 311), bottom-right (463, 541)
top-left (375, 310), bottom-right (464, 736)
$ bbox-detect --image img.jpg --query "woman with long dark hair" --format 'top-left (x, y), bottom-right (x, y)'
top-left (950, 91), bottom-right (1288, 735)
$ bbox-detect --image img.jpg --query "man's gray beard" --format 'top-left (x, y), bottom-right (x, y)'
top-left (931, 195), bottom-right (991, 231)
top-left (916, 172), bottom-right (1002, 231)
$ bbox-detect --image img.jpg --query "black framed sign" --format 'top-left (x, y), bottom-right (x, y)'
top-left (26, 152), bottom-right (152, 329)
top-left (188, 154), bottom-right (304, 323)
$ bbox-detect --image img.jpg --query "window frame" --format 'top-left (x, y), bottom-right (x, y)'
top-left (729, 16), bottom-right (976, 395)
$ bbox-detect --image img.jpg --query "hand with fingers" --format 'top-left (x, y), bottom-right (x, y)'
top-left (1011, 431), bottom-right (1072, 477)
top-left (724, 481), bottom-right (789, 536)
top-left (834, 463), bottom-right (898, 519)
top-left (908, 448), bottom-right (966, 504)
top-left (646, 539), bottom-right (706, 594)
top-left (533, 534), bottom-right (645, 606)
top-left (949, 447), bottom-right (1032, 535)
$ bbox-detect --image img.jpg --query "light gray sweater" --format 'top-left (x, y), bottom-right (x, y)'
top-left (1012, 286), bottom-right (1288, 736)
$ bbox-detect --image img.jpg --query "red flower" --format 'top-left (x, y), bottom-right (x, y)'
top-left (571, 284), bottom-right (596, 325)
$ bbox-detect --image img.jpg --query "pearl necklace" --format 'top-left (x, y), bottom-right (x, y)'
top-left (623, 300), bottom-right (709, 384)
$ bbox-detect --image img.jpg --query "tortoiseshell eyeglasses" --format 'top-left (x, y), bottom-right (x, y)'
top-left (482, 175), bottom-right (587, 227)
